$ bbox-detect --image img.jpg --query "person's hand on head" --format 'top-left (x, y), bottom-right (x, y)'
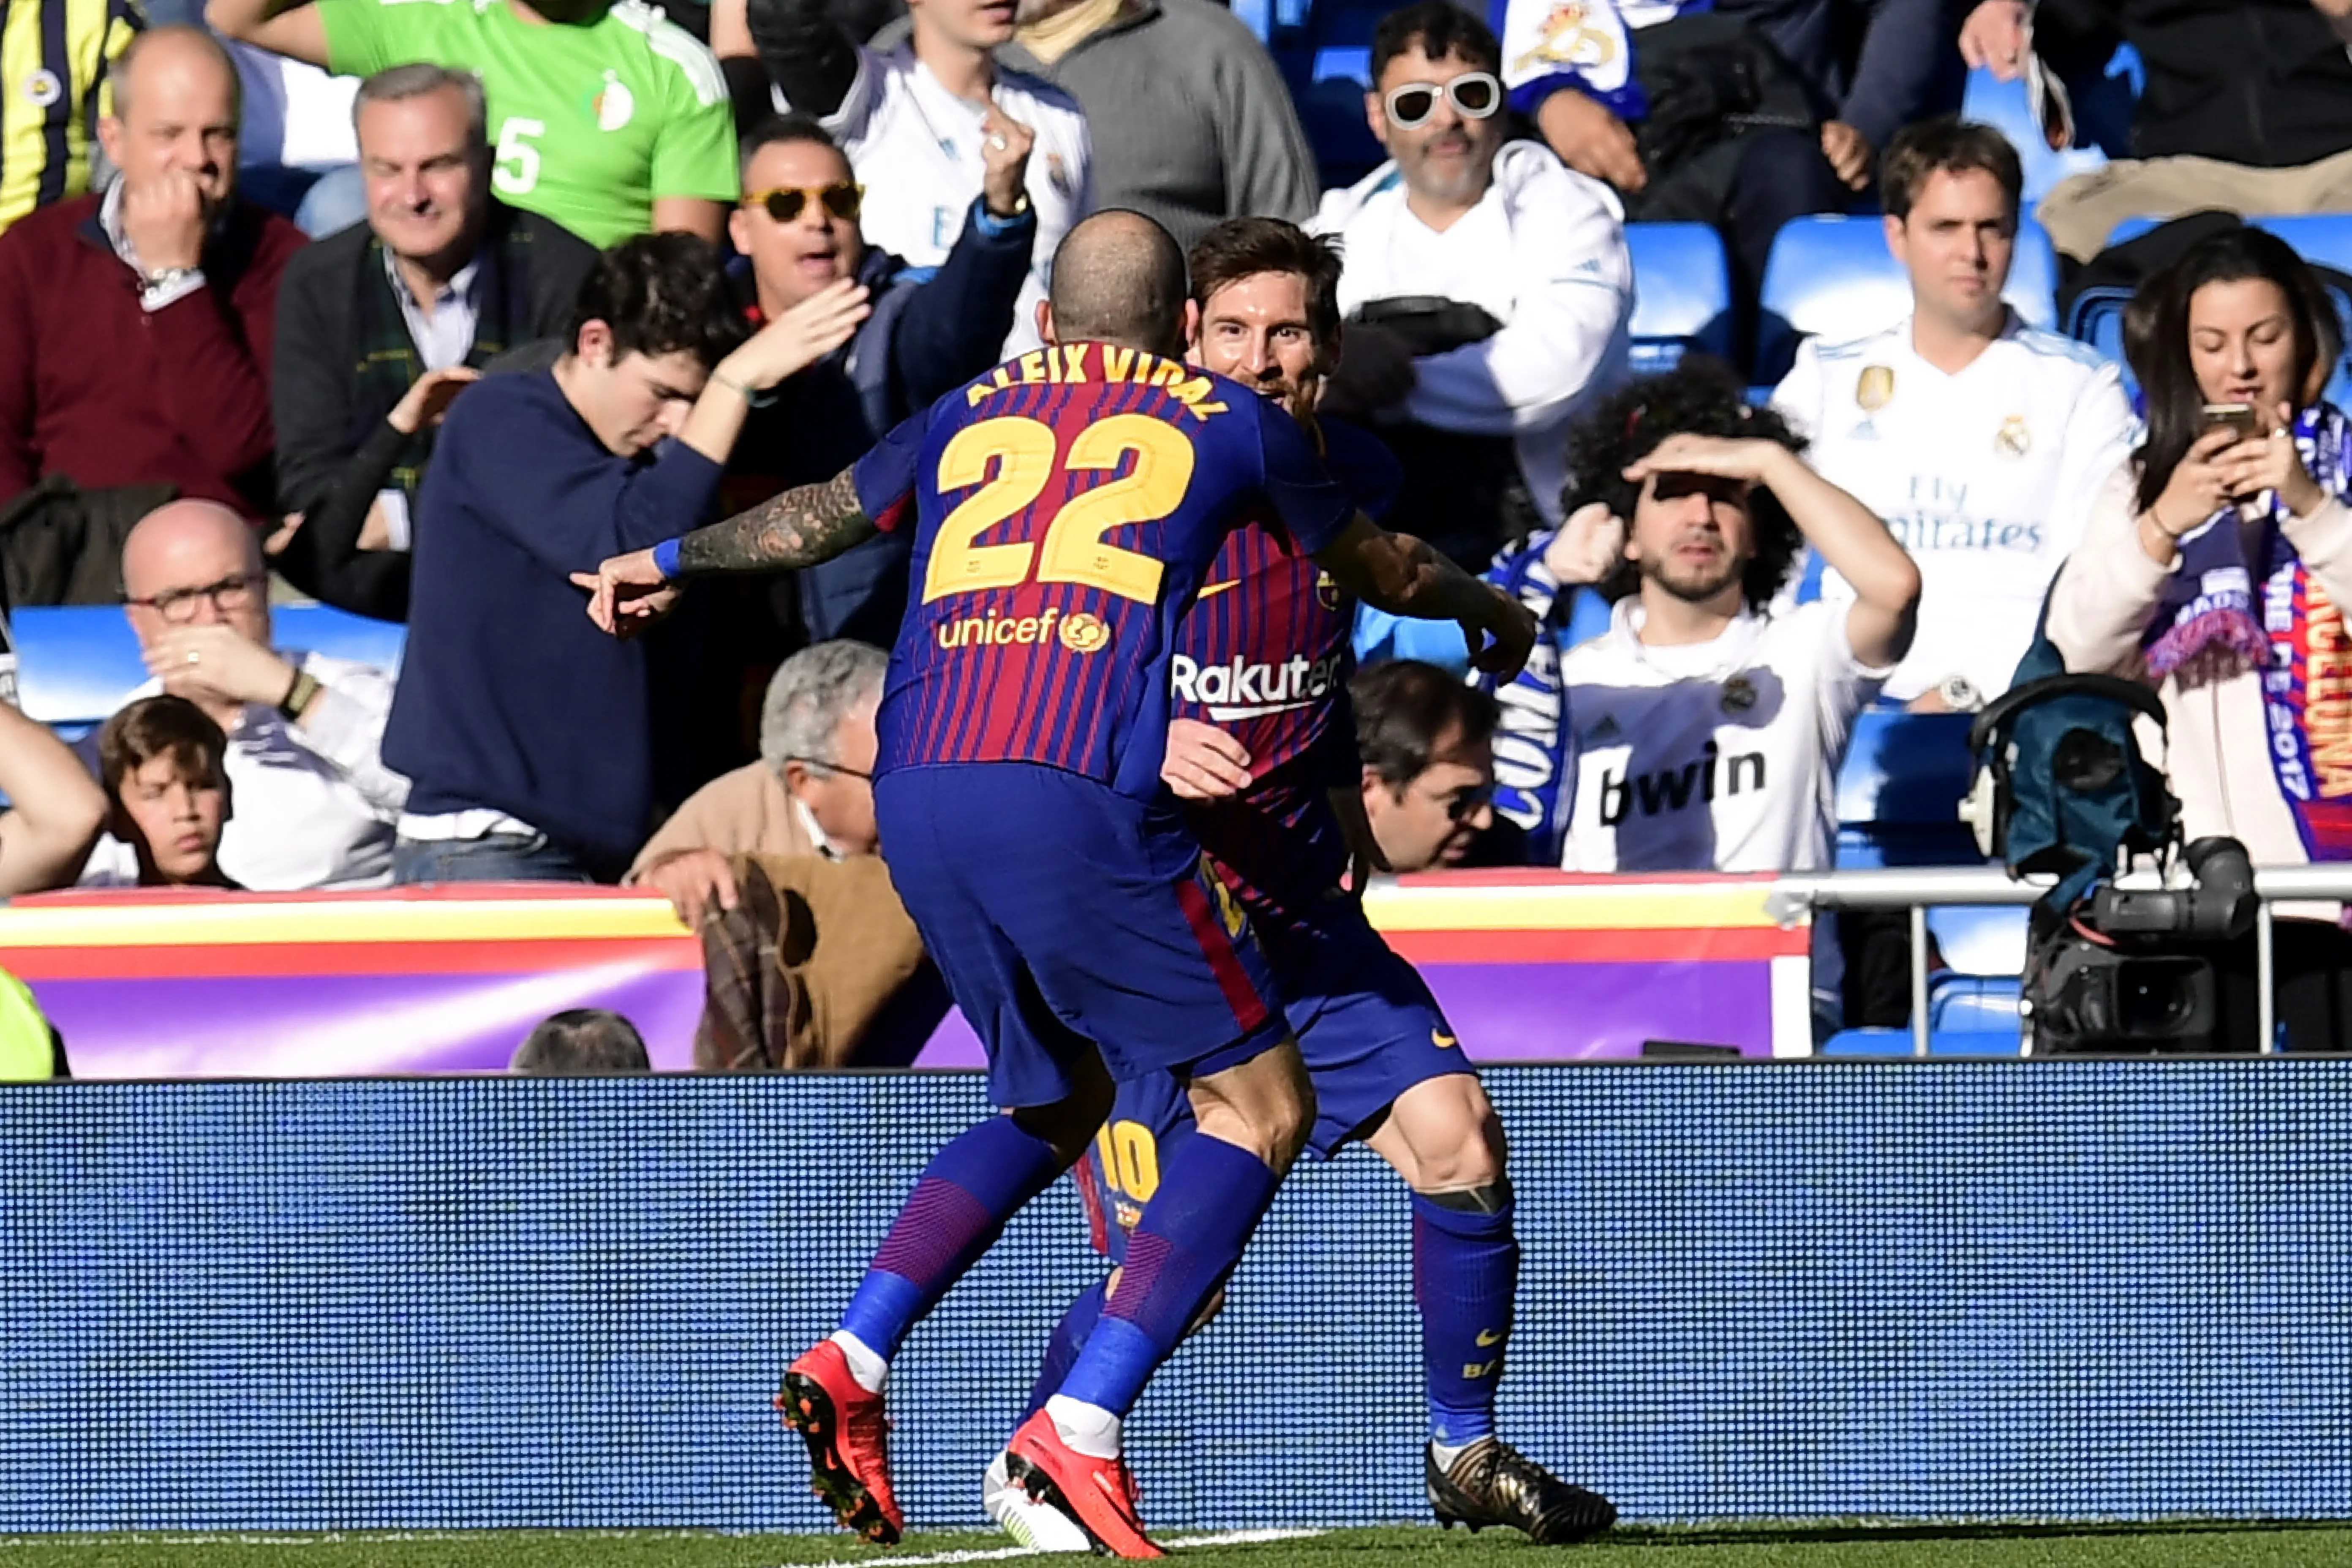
top-left (1958, 0), bottom-right (2031, 80)
top-left (1622, 433), bottom-right (1784, 487)
top-left (120, 166), bottom-right (207, 274)
top-left (642, 847), bottom-right (740, 928)
top-left (1542, 501), bottom-right (1626, 585)
top-left (145, 624), bottom-right (297, 708)
top-left (1819, 121), bottom-right (1873, 191)
top-left (1319, 323), bottom-right (1418, 419)
top-left (978, 108), bottom-right (1036, 218)
top-left (719, 279), bottom-right (872, 392)
top-left (1161, 719), bottom-right (1252, 800)
top-left (387, 366), bottom-right (483, 436)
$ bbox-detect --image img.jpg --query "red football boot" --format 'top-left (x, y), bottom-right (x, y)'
top-left (777, 1340), bottom-right (903, 1544)
top-left (1004, 1409), bottom-right (1164, 1560)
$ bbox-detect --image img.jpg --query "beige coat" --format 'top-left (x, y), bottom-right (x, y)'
top-left (628, 762), bottom-right (813, 879)
top-left (2048, 465), bottom-right (2352, 890)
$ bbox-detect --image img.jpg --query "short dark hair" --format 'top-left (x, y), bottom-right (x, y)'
top-left (1879, 116), bottom-right (2023, 223)
top-left (567, 232), bottom-right (747, 370)
top-left (1188, 217), bottom-right (1345, 346)
top-left (510, 1009), bottom-right (652, 1075)
top-left (1353, 660), bottom-right (1499, 791)
top-left (1562, 359), bottom-right (1809, 613)
top-left (738, 112), bottom-right (844, 183)
top-left (1371, 1), bottom-right (1501, 83)
top-left (97, 695), bottom-right (228, 797)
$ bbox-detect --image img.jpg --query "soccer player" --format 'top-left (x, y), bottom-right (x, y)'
top-left (575, 209), bottom-right (1538, 1559)
top-left (985, 217), bottom-right (1615, 1552)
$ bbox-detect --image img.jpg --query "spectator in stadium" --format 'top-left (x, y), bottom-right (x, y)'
top-left (2047, 227), bottom-right (2352, 1051)
top-left (206, 0), bottom-right (740, 248)
top-left (714, 113), bottom-right (1033, 655)
top-left (0, 697), bottom-right (110, 895)
top-left (1499, 0), bottom-right (1960, 339)
top-left (733, 0), bottom-right (1086, 357)
top-left (0, 27), bottom-right (307, 565)
top-left (384, 234), bottom-right (869, 885)
top-left (270, 65), bottom-right (601, 623)
top-left (632, 639), bottom-right (885, 918)
top-left (509, 1007), bottom-right (653, 1073)
top-left (89, 695), bottom-right (241, 889)
top-left (1966, 0), bottom-right (2352, 261)
top-left (1353, 659), bottom-right (1501, 873)
top-left (1315, 2), bottom-right (1632, 567)
top-left (0, 0), bottom-right (142, 238)
top-left (1545, 362), bottom-right (1918, 881)
top-left (1770, 118), bottom-right (2137, 715)
top-left (87, 499), bottom-right (408, 890)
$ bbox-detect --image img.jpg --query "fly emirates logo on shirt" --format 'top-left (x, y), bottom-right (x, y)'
top-left (1878, 473), bottom-right (2046, 554)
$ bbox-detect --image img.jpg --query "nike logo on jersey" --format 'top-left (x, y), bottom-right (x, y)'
top-left (1475, 1328), bottom-right (1504, 1347)
top-left (1432, 1030), bottom-right (1458, 1049)
top-left (1197, 580), bottom-right (1239, 599)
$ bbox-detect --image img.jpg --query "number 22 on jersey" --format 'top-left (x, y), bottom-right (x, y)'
top-left (921, 414), bottom-right (1196, 607)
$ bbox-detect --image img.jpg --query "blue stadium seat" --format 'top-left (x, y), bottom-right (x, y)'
top-left (1818, 1026), bottom-right (2024, 1056)
top-left (1296, 71), bottom-right (1384, 190)
top-left (1959, 67), bottom-right (2107, 207)
top-left (1927, 904), bottom-right (2030, 976)
top-left (1929, 975), bottom-right (2025, 1033)
top-left (1833, 710), bottom-right (1981, 869)
top-left (15, 604), bottom-right (406, 738)
top-left (1625, 223), bottom-right (1734, 374)
top-left (1756, 215), bottom-right (2060, 383)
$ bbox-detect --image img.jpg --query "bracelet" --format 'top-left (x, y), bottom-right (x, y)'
top-left (652, 536), bottom-right (685, 581)
top-left (710, 368), bottom-right (780, 408)
top-left (278, 669), bottom-right (322, 721)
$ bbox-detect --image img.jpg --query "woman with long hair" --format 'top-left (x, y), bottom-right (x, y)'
top-left (2047, 225), bottom-right (2352, 1050)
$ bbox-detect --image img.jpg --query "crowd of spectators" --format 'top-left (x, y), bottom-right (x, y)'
top-left (2, 0), bottom-right (2351, 1061)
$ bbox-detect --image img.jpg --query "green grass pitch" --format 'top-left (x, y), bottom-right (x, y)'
top-left (5, 1524), bottom-right (2351, 1568)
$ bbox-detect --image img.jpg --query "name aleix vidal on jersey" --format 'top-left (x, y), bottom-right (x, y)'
top-left (1598, 741), bottom-right (1767, 825)
top-left (1171, 651), bottom-right (1345, 720)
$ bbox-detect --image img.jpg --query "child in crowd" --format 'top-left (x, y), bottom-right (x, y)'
top-left (92, 697), bottom-right (241, 890)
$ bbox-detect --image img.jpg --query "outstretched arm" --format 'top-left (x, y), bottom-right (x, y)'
top-left (574, 468), bottom-right (881, 632)
top-left (1313, 516), bottom-right (1538, 677)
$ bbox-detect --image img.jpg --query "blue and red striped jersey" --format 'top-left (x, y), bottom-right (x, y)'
top-left (1174, 418), bottom-right (1403, 927)
top-left (853, 343), bottom-right (1356, 798)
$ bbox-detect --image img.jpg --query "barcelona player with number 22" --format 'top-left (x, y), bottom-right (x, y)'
top-left (577, 211), bottom-right (1537, 1559)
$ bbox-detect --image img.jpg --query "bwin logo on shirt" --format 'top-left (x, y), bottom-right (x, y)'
top-left (1169, 652), bottom-right (1344, 720)
top-left (1598, 743), bottom-right (1766, 825)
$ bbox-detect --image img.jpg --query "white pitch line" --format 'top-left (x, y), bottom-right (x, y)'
top-left (871, 1527), bottom-right (1328, 1566)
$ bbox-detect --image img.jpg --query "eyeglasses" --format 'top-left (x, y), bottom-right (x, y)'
top-left (1418, 779), bottom-right (1496, 823)
top-left (1383, 72), bottom-right (1502, 128)
top-left (779, 756), bottom-right (873, 782)
top-left (743, 183), bottom-right (864, 224)
top-left (128, 572), bottom-right (266, 625)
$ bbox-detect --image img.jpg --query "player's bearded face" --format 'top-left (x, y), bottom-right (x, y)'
top-left (1191, 272), bottom-right (1331, 421)
top-left (1631, 471), bottom-right (1754, 604)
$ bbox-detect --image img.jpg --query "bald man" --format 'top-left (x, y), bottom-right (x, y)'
top-left (0, 27), bottom-right (306, 554)
top-left (79, 500), bottom-right (409, 889)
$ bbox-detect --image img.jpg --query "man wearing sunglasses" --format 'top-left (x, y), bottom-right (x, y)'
top-left (1314, 2), bottom-right (1632, 570)
top-left (717, 113), bottom-right (1033, 650)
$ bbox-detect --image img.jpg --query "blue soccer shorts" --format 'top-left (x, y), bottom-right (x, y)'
top-left (874, 761), bottom-right (1291, 1110)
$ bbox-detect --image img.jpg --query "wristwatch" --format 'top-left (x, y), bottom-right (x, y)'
top-left (142, 265), bottom-right (197, 292)
top-left (1937, 674), bottom-right (1983, 713)
top-left (279, 669), bottom-right (322, 721)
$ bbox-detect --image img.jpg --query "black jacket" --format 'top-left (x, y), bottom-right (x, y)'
top-left (269, 202), bottom-right (599, 620)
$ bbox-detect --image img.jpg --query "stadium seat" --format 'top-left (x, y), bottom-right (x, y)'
top-left (1833, 710), bottom-right (1980, 869)
top-left (1818, 1026), bottom-right (2024, 1056)
top-left (1959, 66), bottom-right (2108, 207)
top-left (1929, 974), bottom-right (2025, 1033)
top-left (1927, 904), bottom-right (2030, 976)
top-left (1755, 215), bottom-right (2061, 383)
top-left (14, 603), bottom-right (407, 738)
top-left (1625, 223), bottom-right (1734, 374)
top-left (1296, 71), bottom-right (1384, 190)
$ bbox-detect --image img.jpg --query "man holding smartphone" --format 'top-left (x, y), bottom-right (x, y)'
top-left (1770, 117), bottom-right (2139, 715)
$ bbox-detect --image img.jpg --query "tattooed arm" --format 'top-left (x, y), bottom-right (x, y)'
top-left (674, 469), bottom-right (877, 575)
top-left (571, 467), bottom-right (882, 634)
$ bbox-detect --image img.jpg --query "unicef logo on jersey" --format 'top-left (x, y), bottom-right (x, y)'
top-left (591, 71), bottom-right (634, 133)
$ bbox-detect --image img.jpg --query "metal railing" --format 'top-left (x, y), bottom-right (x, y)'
top-left (1764, 864), bottom-right (2352, 1059)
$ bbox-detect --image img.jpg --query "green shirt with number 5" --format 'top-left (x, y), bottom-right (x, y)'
top-left (318, 0), bottom-right (738, 248)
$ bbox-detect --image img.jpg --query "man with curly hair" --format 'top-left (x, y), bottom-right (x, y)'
top-left (1548, 362), bottom-right (1919, 877)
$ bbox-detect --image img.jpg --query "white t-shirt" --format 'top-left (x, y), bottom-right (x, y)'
top-left (1771, 312), bottom-right (2138, 704)
top-left (1312, 140), bottom-right (1633, 526)
top-left (226, 43), bottom-right (359, 172)
top-left (80, 653), bottom-right (410, 892)
top-left (1557, 599), bottom-right (1889, 874)
top-left (785, 44), bottom-right (1092, 357)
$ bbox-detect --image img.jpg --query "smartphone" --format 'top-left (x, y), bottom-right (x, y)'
top-left (2203, 402), bottom-right (2262, 441)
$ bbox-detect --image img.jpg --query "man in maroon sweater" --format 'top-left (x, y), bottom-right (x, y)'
top-left (0, 27), bottom-right (306, 531)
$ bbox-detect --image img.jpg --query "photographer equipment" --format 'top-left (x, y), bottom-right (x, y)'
top-left (1968, 641), bottom-right (2257, 1054)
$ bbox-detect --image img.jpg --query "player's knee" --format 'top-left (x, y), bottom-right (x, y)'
top-left (1188, 1038), bottom-right (1315, 1172)
top-left (1386, 1075), bottom-right (1506, 1192)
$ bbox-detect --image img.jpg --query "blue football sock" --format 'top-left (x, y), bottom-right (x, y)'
top-left (1413, 1189), bottom-right (1518, 1447)
top-left (1024, 1277), bottom-right (1108, 1419)
top-left (1054, 1132), bottom-right (1278, 1418)
top-left (838, 1115), bottom-right (1066, 1361)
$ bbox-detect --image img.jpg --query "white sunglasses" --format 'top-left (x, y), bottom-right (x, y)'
top-left (1383, 71), bottom-right (1503, 128)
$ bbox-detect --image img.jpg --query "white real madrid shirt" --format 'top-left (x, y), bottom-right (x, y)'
top-left (787, 44), bottom-right (1092, 357)
top-left (1770, 311), bottom-right (2138, 704)
top-left (1557, 599), bottom-right (1890, 874)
